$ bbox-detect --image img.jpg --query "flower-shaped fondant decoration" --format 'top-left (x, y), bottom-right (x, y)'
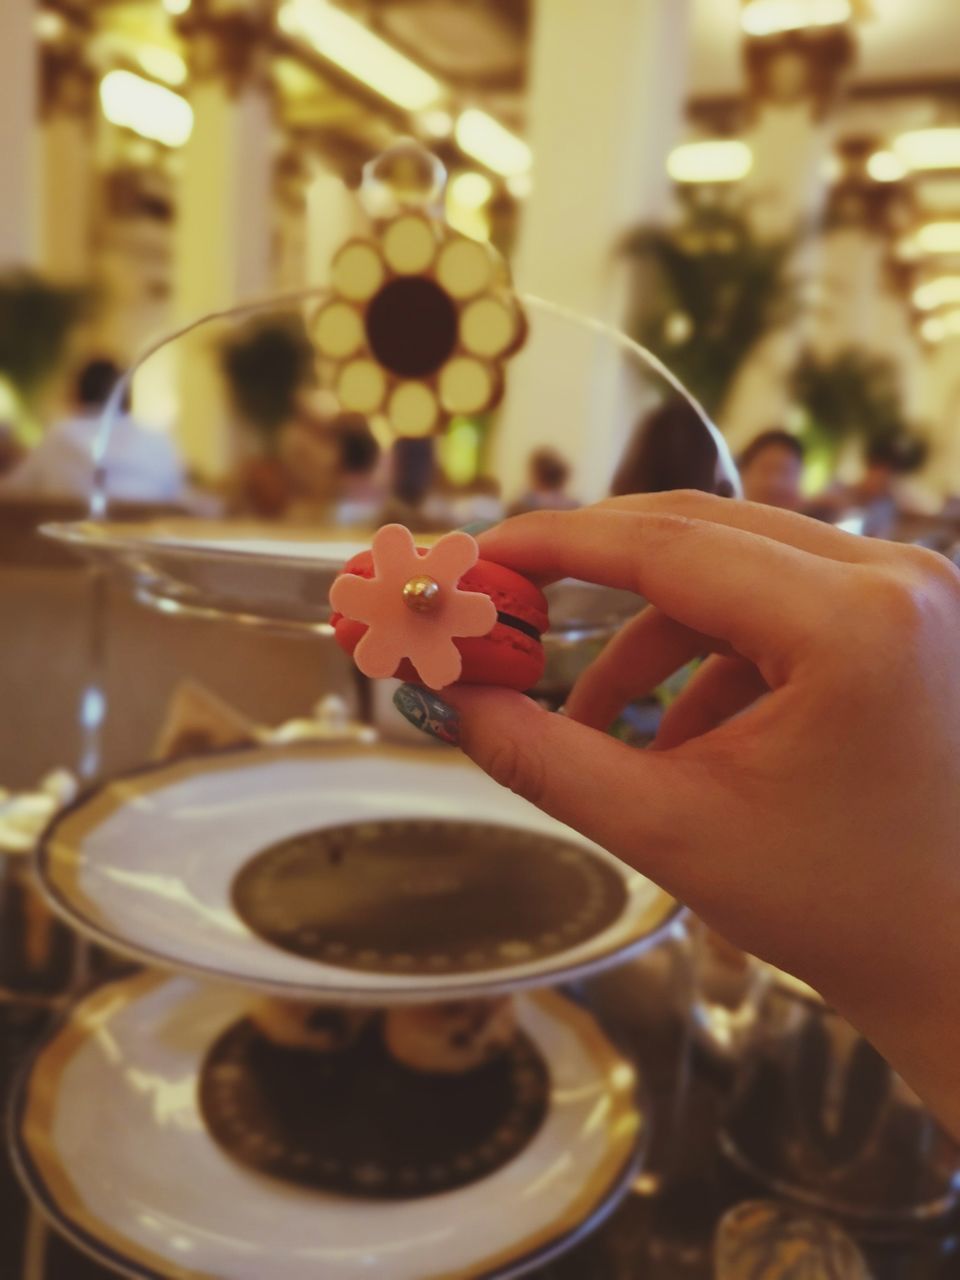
top-left (329, 524), bottom-right (497, 689)
top-left (310, 214), bottom-right (527, 439)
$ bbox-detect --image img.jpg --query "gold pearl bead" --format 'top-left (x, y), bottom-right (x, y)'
top-left (402, 575), bottom-right (441, 613)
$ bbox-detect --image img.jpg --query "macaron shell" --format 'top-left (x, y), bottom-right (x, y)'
top-left (331, 548), bottom-right (547, 691)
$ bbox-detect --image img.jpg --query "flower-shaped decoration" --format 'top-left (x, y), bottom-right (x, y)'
top-left (310, 215), bottom-right (527, 439)
top-left (329, 524), bottom-right (497, 690)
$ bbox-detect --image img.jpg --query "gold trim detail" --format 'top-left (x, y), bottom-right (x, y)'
top-left (42, 742), bottom-right (679, 980)
top-left (17, 975), bottom-right (643, 1280)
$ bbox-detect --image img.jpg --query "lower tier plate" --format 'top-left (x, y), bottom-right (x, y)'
top-left (11, 972), bottom-right (645, 1280)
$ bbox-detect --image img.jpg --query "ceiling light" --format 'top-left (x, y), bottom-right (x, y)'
top-left (915, 221), bottom-right (960, 255)
top-left (667, 140), bottom-right (753, 184)
top-left (35, 10), bottom-right (66, 40)
top-left (418, 109), bottom-right (453, 139)
top-left (821, 152), bottom-right (842, 183)
top-left (913, 276), bottom-right (960, 311)
top-left (162, 0), bottom-right (191, 12)
top-left (506, 171), bottom-right (533, 199)
top-left (135, 46), bottom-right (188, 86)
top-left (867, 150), bottom-right (906, 183)
top-left (741, 0), bottom-right (852, 37)
top-left (455, 108), bottom-right (531, 177)
top-left (278, 0), bottom-right (441, 112)
top-left (449, 171), bottom-right (493, 210)
top-left (99, 71), bottom-right (193, 148)
top-left (894, 127), bottom-right (960, 173)
top-left (921, 311), bottom-right (960, 343)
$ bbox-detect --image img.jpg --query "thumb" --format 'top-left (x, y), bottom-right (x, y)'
top-left (441, 685), bottom-right (721, 892)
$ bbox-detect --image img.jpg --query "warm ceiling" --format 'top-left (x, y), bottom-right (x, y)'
top-left (77, 0), bottom-right (960, 175)
top-left (690, 0), bottom-right (960, 95)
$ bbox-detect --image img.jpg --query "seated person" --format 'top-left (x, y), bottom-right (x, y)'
top-left (508, 447), bottom-right (579, 516)
top-left (1, 358), bottom-right (187, 505)
top-left (738, 429), bottom-right (805, 511)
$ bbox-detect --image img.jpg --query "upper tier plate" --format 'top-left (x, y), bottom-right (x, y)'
top-left (42, 518), bottom-right (386, 630)
top-left (37, 742), bottom-right (680, 1002)
top-left (12, 971), bottom-right (645, 1280)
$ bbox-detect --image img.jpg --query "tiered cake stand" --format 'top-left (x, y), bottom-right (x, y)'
top-left (10, 143), bottom-right (726, 1275)
top-left (11, 736), bottom-right (680, 1279)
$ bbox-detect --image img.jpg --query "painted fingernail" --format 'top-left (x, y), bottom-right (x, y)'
top-left (393, 683), bottom-right (461, 745)
top-left (459, 519), bottom-right (496, 536)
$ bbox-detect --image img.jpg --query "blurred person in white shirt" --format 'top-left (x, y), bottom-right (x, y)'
top-left (1, 358), bottom-right (187, 505)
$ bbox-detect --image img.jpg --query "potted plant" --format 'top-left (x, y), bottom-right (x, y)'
top-left (621, 195), bottom-right (798, 420)
top-left (0, 271), bottom-right (92, 446)
top-left (218, 313), bottom-right (314, 516)
top-left (789, 347), bottom-right (925, 489)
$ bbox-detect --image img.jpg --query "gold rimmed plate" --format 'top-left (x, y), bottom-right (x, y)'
top-left (37, 743), bottom-right (681, 1003)
top-left (11, 972), bottom-right (646, 1280)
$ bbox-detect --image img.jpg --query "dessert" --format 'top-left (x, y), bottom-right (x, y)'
top-left (249, 999), bottom-right (371, 1053)
top-left (384, 998), bottom-right (517, 1074)
top-left (330, 524), bottom-right (548, 690)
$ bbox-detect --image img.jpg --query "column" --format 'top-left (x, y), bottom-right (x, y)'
top-left (275, 145), bottom-right (310, 292)
top-left (305, 155), bottom-right (370, 288)
top-left (921, 339), bottom-right (960, 497)
top-left (492, 0), bottom-right (692, 503)
top-left (811, 146), bottom-right (907, 359)
top-left (173, 0), bottom-right (275, 480)
top-left (0, 0), bottom-right (37, 268)
top-left (722, 22), bottom-right (855, 448)
top-left (37, 40), bottom-right (96, 282)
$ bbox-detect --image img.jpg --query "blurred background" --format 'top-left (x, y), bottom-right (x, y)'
top-left (0, 0), bottom-right (959, 527)
top-left (3, 0), bottom-right (960, 792)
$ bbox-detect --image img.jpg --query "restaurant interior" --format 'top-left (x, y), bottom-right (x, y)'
top-left (2, 1), bottom-right (960, 1277)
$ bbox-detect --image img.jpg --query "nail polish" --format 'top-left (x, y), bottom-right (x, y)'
top-left (393, 683), bottom-right (461, 746)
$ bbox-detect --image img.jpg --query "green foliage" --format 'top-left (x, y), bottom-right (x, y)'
top-left (0, 271), bottom-right (91, 409)
top-left (219, 313), bottom-right (314, 450)
top-left (790, 348), bottom-right (919, 457)
top-left (621, 197), bottom-right (798, 418)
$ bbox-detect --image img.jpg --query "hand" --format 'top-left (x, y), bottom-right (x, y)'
top-left (441, 491), bottom-right (960, 1135)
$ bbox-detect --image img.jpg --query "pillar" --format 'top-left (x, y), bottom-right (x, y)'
top-left (0, 0), bottom-right (37, 268)
top-left (722, 22), bottom-right (855, 449)
top-left (492, 0), bottom-right (692, 503)
top-left (810, 148), bottom-right (911, 362)
top-left (921, 339), bottom-right (960, 497)
top-left (305, 158), bottom-right (370, 289)
top-left (173, 0), bottom-right (275, 479)
top-left (275, 145), bottom-right (311, 292)
top-left (37, 40), bottom-right (96, 282)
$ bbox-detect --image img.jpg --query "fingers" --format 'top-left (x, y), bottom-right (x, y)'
top-left (654, 655), bottom-right (769, 750)
top-left (565, 608), bottom-right (712, 731)
top-left (441, 685), bottom-right (728, 893)
top-left (597, 490), bottom-right (881, 564)
top-left (478, 508), bottom-right (846, 669)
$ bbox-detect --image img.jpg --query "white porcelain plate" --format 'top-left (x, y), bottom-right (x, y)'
top-left (37, 743), bottom-right (679, 1002)
top-left (11, 972), bottom-right (645, 1280)
top-left (42, 518), bottom-right (380, 630)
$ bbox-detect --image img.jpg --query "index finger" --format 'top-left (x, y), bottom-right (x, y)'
top-left (477, 507), bottom-right (847, 667)
top-left (598, 490), bottom-right (881, 564)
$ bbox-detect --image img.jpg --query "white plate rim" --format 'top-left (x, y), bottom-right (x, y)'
top-left (36, 742), bottom-right (683, 1003)
top-left (10, 971), bottom-right (646, 1280)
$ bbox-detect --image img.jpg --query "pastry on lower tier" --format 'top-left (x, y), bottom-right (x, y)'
top-left (384, 998), bottom-right (517, 1074)
top-left (250, 999), bottom-right (372, 1053)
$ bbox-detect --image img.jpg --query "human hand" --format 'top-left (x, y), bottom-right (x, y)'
top-left (426, 492), bottom-right (960, 1134)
